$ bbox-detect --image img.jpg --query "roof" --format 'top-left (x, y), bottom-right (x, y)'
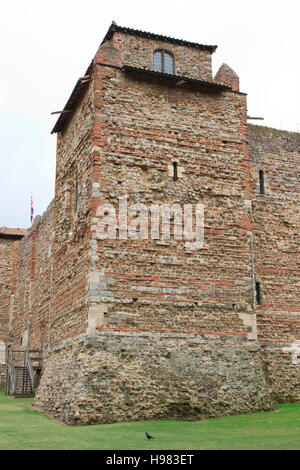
top-left (0, 227), bottom-right (27, 239)
top-left (51, 62), bottom-right (93, 134)
top-left (123, 65), bottom-right (231, 91)
top-left (102, 22), bottom-right (217, 53)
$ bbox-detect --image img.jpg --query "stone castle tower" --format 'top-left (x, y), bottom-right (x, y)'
top-left (0, 23), bottom-right (299, 423)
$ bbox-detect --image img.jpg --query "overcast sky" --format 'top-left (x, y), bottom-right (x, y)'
top-left (1, 0), bottom-right (299, 228)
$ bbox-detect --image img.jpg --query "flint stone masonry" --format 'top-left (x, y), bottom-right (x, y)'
top-left (1, 23), bottom-right (299, 423)
top-left (34, 333), bottom-right (273, 425)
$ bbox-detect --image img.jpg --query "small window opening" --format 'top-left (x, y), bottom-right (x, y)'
top-left (173, 162), bottom-right (178, 181)
top-left (259, 170), bottom-right (265, 195)
top-left (75, 181), bottom-right (80, 211)
top-left (255, 281), bottom-right (261, 305)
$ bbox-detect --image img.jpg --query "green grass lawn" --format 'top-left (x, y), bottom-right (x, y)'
top-left (0, 391), bottom-right (299, 450)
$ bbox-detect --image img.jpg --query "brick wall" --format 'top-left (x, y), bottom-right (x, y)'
top-left (0, 238), bottom-right (13, 344)
top-left (8, 205), bottom-right (53, 353)
top-left (0, 229), bottom-right (26, 346)
top-left (9, 84), bottom-right (94, 351)
top-left (248, 125), bottom-right (300, 344)
top-left (248, 125), bottom-right (300, 402)
top-left (49, 82), bottom-right (94, 345)
top-left (90, 37), bottom-right (253, 340)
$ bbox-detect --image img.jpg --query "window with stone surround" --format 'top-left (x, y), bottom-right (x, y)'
top-left (173, 162), bottom-right (178, 181)
top-left (153, 50), bottom-right (174, 74)
top-left (255, 281), bottom-right (262, 305)
top-left (168, 161), bottom-right (184, 180)
top-left (259, 170), bottom-right (265, 195)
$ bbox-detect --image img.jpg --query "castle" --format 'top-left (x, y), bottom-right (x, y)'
top-left (0, 23), bottom-right (299, 423)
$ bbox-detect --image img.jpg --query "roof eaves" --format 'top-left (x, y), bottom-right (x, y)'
top-left (102, 23), bottom-right (217, 53)
top-left (51, 62), bottom-right (93, 134)
top-left (0, 227), bottom-right (27, 239)
top-left (122, 65), bottom-right (231, 91)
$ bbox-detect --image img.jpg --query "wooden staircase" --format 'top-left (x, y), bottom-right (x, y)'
top-left (5, 349), bottom-right (42, 398)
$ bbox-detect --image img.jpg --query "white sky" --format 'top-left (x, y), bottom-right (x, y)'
top-left (0, 0), bottom-right (299, 228)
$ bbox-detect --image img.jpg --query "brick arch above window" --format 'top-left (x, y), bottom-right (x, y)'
top-left (153, 49), bottom-right (175, 74)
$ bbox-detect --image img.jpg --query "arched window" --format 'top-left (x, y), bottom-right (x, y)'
top-left (153, 50), bottom-right (174, 74)
top-left (259, 170), bottom-right (265, 195)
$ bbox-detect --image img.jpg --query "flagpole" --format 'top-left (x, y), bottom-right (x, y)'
top-left (30, 193), bottom-right (34, 225)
